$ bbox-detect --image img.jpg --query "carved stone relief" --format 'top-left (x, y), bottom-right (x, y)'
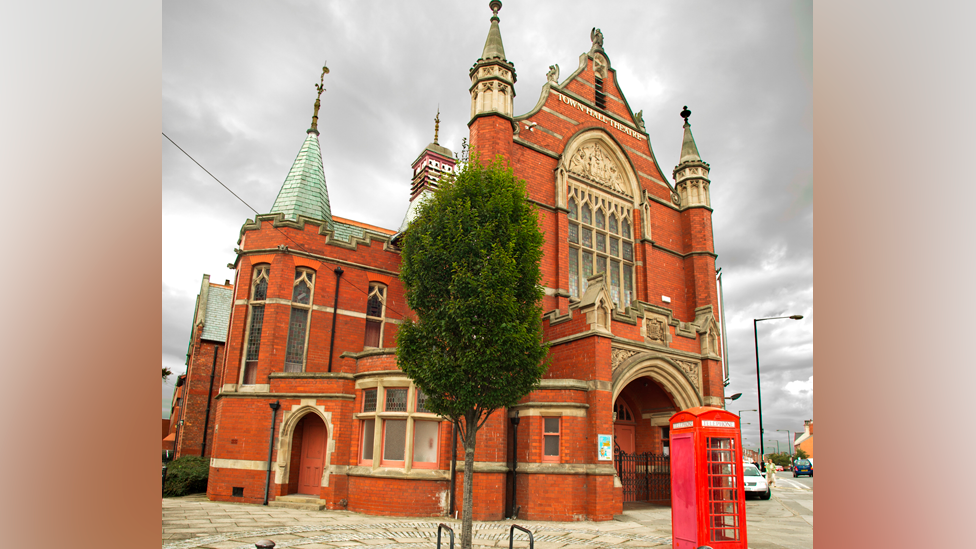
top-left (641, 312), bottom-right (671, 347)
top-left (674, 359), bottom-right (702, 395)
top-left (610, 348), bottom-right (639, 372)
top-left (567, 143), bottom-right (629, 196)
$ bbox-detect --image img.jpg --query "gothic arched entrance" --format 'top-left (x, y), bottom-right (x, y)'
top-left (289, 413), bottom-right (327, 496)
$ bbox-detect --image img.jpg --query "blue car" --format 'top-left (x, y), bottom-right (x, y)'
top-left (793, 459), bottom-right (813, 477)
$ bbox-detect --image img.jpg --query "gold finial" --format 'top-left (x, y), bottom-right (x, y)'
top-left (434, 107), bottom-right (440, 145)
top-left (309, 61), bottom-right (330, 135)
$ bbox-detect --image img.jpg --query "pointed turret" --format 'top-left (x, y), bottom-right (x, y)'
top-left (270, 65), bottom-right (333, 226)
top-left (399, 110), bottom-right (456, 233)
top-left (469, 1), bottom-right (516, 121)
top-left (673, 106), bottom-right (711, 208)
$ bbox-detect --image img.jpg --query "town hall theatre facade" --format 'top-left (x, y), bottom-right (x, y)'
top-left (198, 2), bottom-right (727, 522)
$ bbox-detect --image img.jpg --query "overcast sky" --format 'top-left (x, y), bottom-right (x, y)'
top-left (162, 0), bottom-right (812, 454)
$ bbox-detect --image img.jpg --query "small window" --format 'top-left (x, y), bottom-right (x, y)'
top-left (243, 265), bottom-right (269, 385)
top-left (386, 388), bottom-right (407, 412)
top-left (543, 417), bottom-right (560, 462)
top-left (363, 389), bottom-right (377, 412)
top-left (365, 283), bottom-right (386, 348)
top-left (361, 419), bottom-right (375, 463)
top-left (412, 421), bottom-right (439, 468)
top-left (416, 389), bottom-right (430, 413)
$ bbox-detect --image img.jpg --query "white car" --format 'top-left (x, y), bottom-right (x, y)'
top-left (742, 463), bottom-right (771, 500)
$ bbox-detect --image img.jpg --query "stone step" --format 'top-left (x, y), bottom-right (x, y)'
top-left (268, 495), bottom-right (328, 511)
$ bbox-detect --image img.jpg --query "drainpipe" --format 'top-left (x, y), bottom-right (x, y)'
top-left (449, 420), bottom-right (458, 516)
top-left (327, 266), bottom-right (344, 372)
top-left (717, 268), bottom-right (730, 387)
top-left (509, 411), bottom-right (520, 519)
top-left (199, 346), bottom-right (219, 457)
top-left (174, 375), bottom-right (187, 458)
top-left (263, 400), bottom-right (281, 505)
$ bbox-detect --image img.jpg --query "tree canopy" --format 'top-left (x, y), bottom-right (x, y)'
top-left (396, 156), bottom-right (549, 548)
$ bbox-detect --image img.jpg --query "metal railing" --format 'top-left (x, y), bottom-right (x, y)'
top-left (509, 524), bottom-right (534, 549)
top-left (436, 523), bottom-right (455, 549)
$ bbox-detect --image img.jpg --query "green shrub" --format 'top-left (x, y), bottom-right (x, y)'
top-left (163, 455), bottom-right (209, 497)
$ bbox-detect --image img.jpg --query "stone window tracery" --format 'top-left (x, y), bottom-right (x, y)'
top-left (364, 283), bottom-right (386, 348)
top-left (284, 268), bottom-right (315, 372)
top-left (242, 265), bottom-right (269, 385)
top-left (567, 185), bottom-right (635, 308)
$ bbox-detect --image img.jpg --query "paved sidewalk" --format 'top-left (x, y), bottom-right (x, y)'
top-left (163, 487), bottom-right (812, 549)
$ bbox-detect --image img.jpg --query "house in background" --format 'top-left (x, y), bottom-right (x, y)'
top-left (794, 419), bottom-right (813, 458)
top-left (164, 275), bottom-right (233, 459)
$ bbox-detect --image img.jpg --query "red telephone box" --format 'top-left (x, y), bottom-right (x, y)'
top-left (670, 407), bottom-right (747, 549)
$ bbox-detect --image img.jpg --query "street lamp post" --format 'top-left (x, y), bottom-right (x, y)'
top-left (754, 315), bottom-right (803, 461)
top-left (776, 429), bottom-right (793, 460)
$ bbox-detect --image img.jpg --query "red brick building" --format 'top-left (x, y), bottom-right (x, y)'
top-left (166, 275), bottom-right (233, 459)
top-left (202, 2), bottom-right (726, 522)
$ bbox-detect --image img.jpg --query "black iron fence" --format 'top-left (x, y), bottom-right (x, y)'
top-left (614, 447), bottom-right (670, 503)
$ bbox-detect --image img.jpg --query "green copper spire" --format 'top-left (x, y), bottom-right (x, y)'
top-left (481, 1), bottom-right (506, 60)
top-left (679, 106), bottom-right (702, 164)
top-left (270, 66), bottom-right (333, 226)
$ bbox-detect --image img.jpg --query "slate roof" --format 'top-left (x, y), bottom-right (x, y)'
top-left (201, 285), bottom-right (233, 342)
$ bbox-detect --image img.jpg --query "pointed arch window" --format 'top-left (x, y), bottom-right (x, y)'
top-left (284, 268), bottom-right (315, 372)
top-left (566, 185), bottom-right (635, 308)
top-left (364, 283), bottom-right (386, 348)
top-left (242, 265), bottom-right (269, 385)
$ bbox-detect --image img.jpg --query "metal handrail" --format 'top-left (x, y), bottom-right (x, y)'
top-left (437, 523), bottom-right (455, 549)
top-left (509, 524), bottom-right (534, 549)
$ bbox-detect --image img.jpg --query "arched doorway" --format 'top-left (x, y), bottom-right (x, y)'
top-left (288, 413), bottom-right (327, 496)
top-left (612, 373), bottom-right (681, 504)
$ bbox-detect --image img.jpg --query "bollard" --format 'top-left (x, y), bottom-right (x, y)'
top-left (161, 464), bottom-right (168, 497)
top-left (509, 524), bottom-right (534, 549)
top-left (255, 541), bottom-right (276, 549)
top-left (436, 523), bottom-right (455, 549)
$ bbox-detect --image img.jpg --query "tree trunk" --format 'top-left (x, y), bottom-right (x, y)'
top-left (460, 417), bottom-right (479, 549)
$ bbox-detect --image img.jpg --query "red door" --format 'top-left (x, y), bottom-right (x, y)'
top-left (615, 424), bottom-right (635, 454)
top-left (298, 417), bottom-right (326, 495)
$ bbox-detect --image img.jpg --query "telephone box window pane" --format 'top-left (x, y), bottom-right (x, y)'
top-left (386, 388), bottom-right (408, 412)
top-left (383, 420), bottom-right (407, 461)
top-left (413, 421), bottom-right (439, 464)
top-left (709, 489), bottom-right (736, 502)
top-left (711, 528), bottom-right (739, 542)
top-left (363, 389), bottom-right (377, 412)
top-left (710, 502), bottom-right (737, 516)
top-left (710, 512), bottom-right (739, 528)
top-left (361, 419), bottom-right (375, 461)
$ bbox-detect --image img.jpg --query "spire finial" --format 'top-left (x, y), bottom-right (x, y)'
top-left (680, 105), bottom-right (691, 125)
top-left (308, 62), bottom-right (330, 135)
top-left (433, 107), bottom-right (441, 145)
top-left (489, 1), bottom-right (502, 22)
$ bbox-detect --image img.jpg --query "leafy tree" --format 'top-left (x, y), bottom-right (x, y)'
top-left (795, 448), bottom-right (809, 460)
top-left (397, 156), bottom-right (549, 549)
top-left (162, 366), bottom-right (173, 380)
